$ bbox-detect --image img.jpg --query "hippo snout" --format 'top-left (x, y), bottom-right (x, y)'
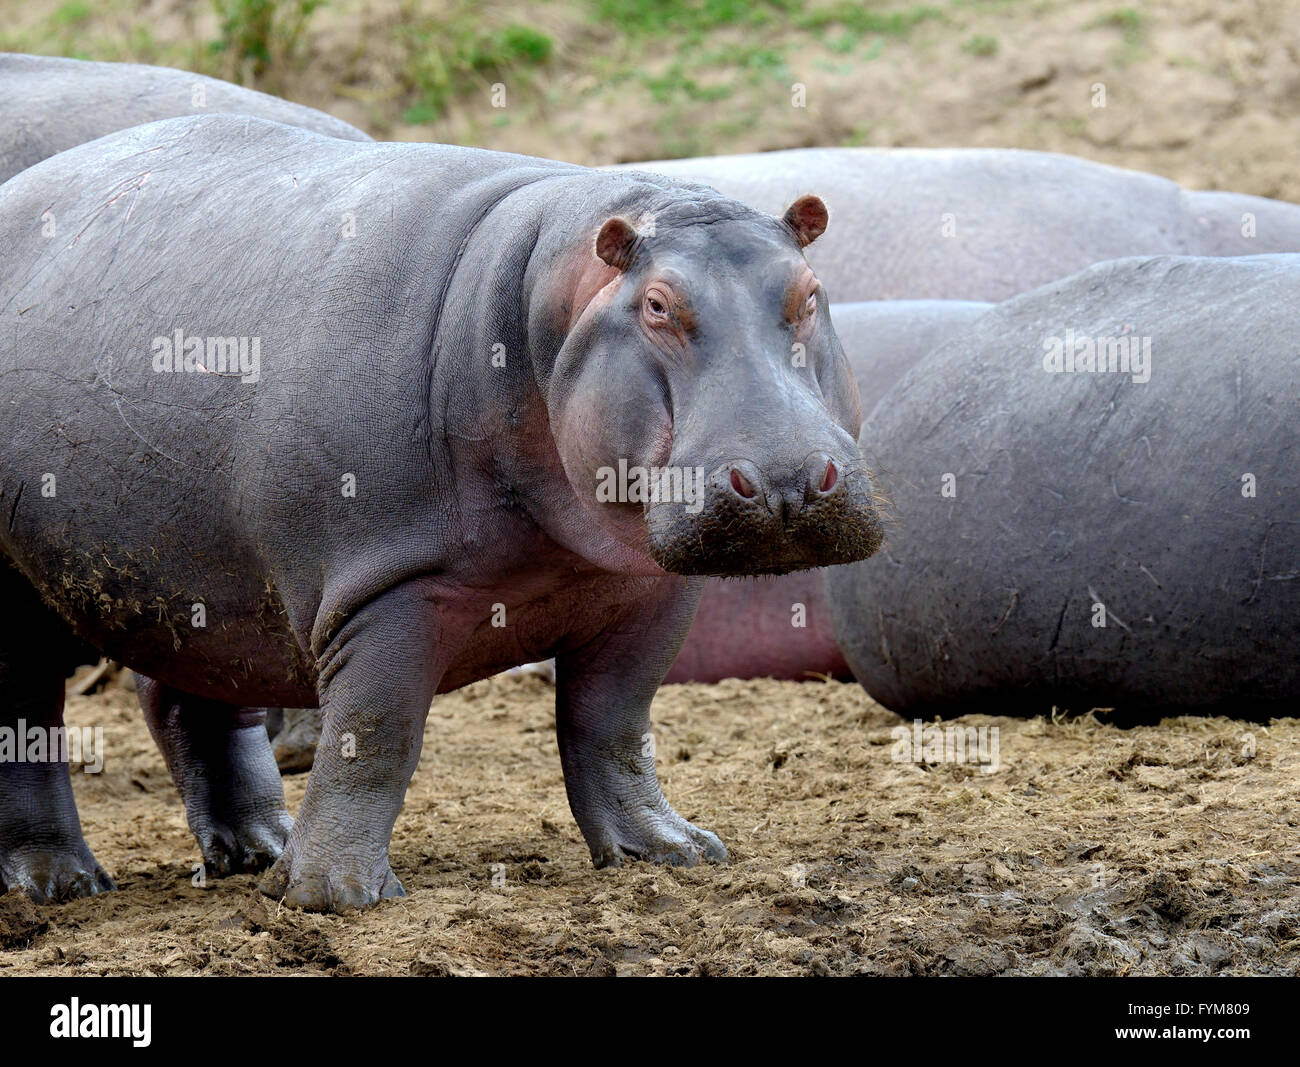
top-left (646, 452), bottom-right (884, 577)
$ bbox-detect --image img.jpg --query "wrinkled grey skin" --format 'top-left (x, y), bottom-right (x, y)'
top-left (263, 706), bottom-right (320, 773)
top-left (0, 115), bottom-right (880, 909)
top-left (0, 52), bottom-right (369, 773)
top-left (829, 299), bottom-right (993, 421)
top-left (0, 52), bottom-right (370, 184)
top-left (614, 148), bottom-right (1300, 302)
top-left (666, 299), bottom-right (992, 684)
top-left (828, 255), bottom-right (1300, 717)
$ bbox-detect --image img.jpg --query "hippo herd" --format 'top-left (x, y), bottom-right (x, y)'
top-left (0, 55), bottom-right (1296, 912)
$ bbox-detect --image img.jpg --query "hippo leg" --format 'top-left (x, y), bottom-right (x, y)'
top-left (137, 676), bottom-right (292, 877)
top-left (555, 595), bottom-right (728, 869)
top-left (0, 571), bottom-right (114, 902)
top-left (269, 707), bottom-right (321, 774)
top-left (260, 582), bottom-right (439, 912)
top-left (263, 707), bottom-right (284, 739)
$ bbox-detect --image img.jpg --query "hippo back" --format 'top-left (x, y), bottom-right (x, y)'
top-left (613, 148), bottom-right (1300, 302)
top-left (831, 299), bottom-right (991, 419)
top-left (828, 254), bottom-right (1300, 717)
top-left (0, 52), bottom-right (371, 184)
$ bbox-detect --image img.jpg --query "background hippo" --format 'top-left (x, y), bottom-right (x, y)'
top-left (828, 254), bottom-right (1300, 716)
top-left (0, 114), bottom-right (880, 909)
top-left (0, 52), bottom-right (370, 184)
top-left (614, 148), bottom-right (1300, 302)
top-left (0, 52), bottom-right (372, 772)
top-left (667, 299), bottom-right (991, 683)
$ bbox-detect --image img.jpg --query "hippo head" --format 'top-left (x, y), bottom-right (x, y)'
top-left (544, 190), bottom-right (882, 577)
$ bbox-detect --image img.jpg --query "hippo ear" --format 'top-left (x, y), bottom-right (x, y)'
top-left (595, 217), bottom-right (639, 271)
top-left (782, 195), bottom-right (829, 248)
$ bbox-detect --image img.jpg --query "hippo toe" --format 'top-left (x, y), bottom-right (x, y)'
top-left (0, 847), bottom-right (116, 905)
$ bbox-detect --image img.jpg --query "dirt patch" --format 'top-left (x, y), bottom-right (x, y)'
top-left (2, 675), bottom-right (1297, 976)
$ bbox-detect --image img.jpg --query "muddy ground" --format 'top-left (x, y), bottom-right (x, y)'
top-left (2, 672), bottom-right (1297, 976)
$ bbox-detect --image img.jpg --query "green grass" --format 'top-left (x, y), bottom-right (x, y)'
top-left (962, 33), bottom-right (999, 55)
top-left (52, 1), bottom-right (94, 25)
top-left (794, 3), bottom-right (944, 35)
top-left (587, 0), bottom-right (799, 37)
top-left (210, 0), bottom-right (324, 78)
top-left (1087, 7), bottom-right (1145, 66)
top-left (399, 18), bottom-right (554, 123)
top-left (1090, 7), bottom-right (1143, 46)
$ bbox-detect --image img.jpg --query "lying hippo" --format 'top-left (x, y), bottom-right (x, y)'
top-left (0, 52), bottom-right (370, 184)
top-left (0, 115), bottom-right (881, 909)
top-left (667, 299), bottom-right (991, 683)
top-left (829, 254), bottom-right (1300, 716)
top-left (614, 148), bottom-right (1300, 302)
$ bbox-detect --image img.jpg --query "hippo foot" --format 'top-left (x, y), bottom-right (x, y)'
top-left (194, 808), bottom-right (293, 879)
top-left (259, 845), bottom-right (405, 913)
top-left (585, 803), bottom-right (728, 869)
top-left (0, 846), bottom-right (116, 904)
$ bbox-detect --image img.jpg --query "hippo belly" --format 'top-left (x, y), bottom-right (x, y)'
top-left (613, 148), bottom-right (1300, 302)
top-left (827, 254), bottom-right (1300, 716)
top-left (0, 52), bottom-right (370, 184)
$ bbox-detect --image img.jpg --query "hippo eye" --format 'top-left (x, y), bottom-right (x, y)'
top-left (644, 288), bottom-right (670, 321)
top-left (804, 293), bottom-right (817, 318)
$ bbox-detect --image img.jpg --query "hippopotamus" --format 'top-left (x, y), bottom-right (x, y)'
top-left (827, 254), bottom-right (1300, 716)
top-left (0, 53), bottom-right (370, 771)
top-left (613, 148), bottom-right (1300, 302)
top-left (666, 299), bottom-right (991, 683)
top-left (0, 53), bottom-right (370, 184)
top-left (625, 150), bottom-right (1300, 686)
top-left (0, 114), bottom-right (882, 909)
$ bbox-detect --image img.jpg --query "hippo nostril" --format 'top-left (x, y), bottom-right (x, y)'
top-left (730, 468), bottom-right (757, 499)
top-left (819, 460), bottom-right (838, 494)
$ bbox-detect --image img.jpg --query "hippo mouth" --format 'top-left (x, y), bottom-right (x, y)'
top-left (644, 465), bottom-right (885, 577)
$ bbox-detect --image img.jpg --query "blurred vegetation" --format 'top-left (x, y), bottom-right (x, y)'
top-left (210, 0), bottom-right (324, 81)
top-left (0, 0), bottom-right (1278, 200)
top-left (1, 0), bottom-right (949, 124)
top-left (398, 17), bottom-right (552, 123)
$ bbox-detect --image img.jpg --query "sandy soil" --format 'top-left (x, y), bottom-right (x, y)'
top-left (3, 0), bottom-right (1298, 197)
top-left (2, 673), bottom-right (1297, 976)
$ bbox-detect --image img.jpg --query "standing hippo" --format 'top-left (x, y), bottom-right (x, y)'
top-left (667, 299), bottom-right (991, 683)
top-left (828, 254), bottom-right (1300, 716)
top-left (613, 148), bottom-right (1300, 302)
top-left (0, 115), bottom-right (881, 909)
top-left (0, 53), bottom-right (370, 184)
